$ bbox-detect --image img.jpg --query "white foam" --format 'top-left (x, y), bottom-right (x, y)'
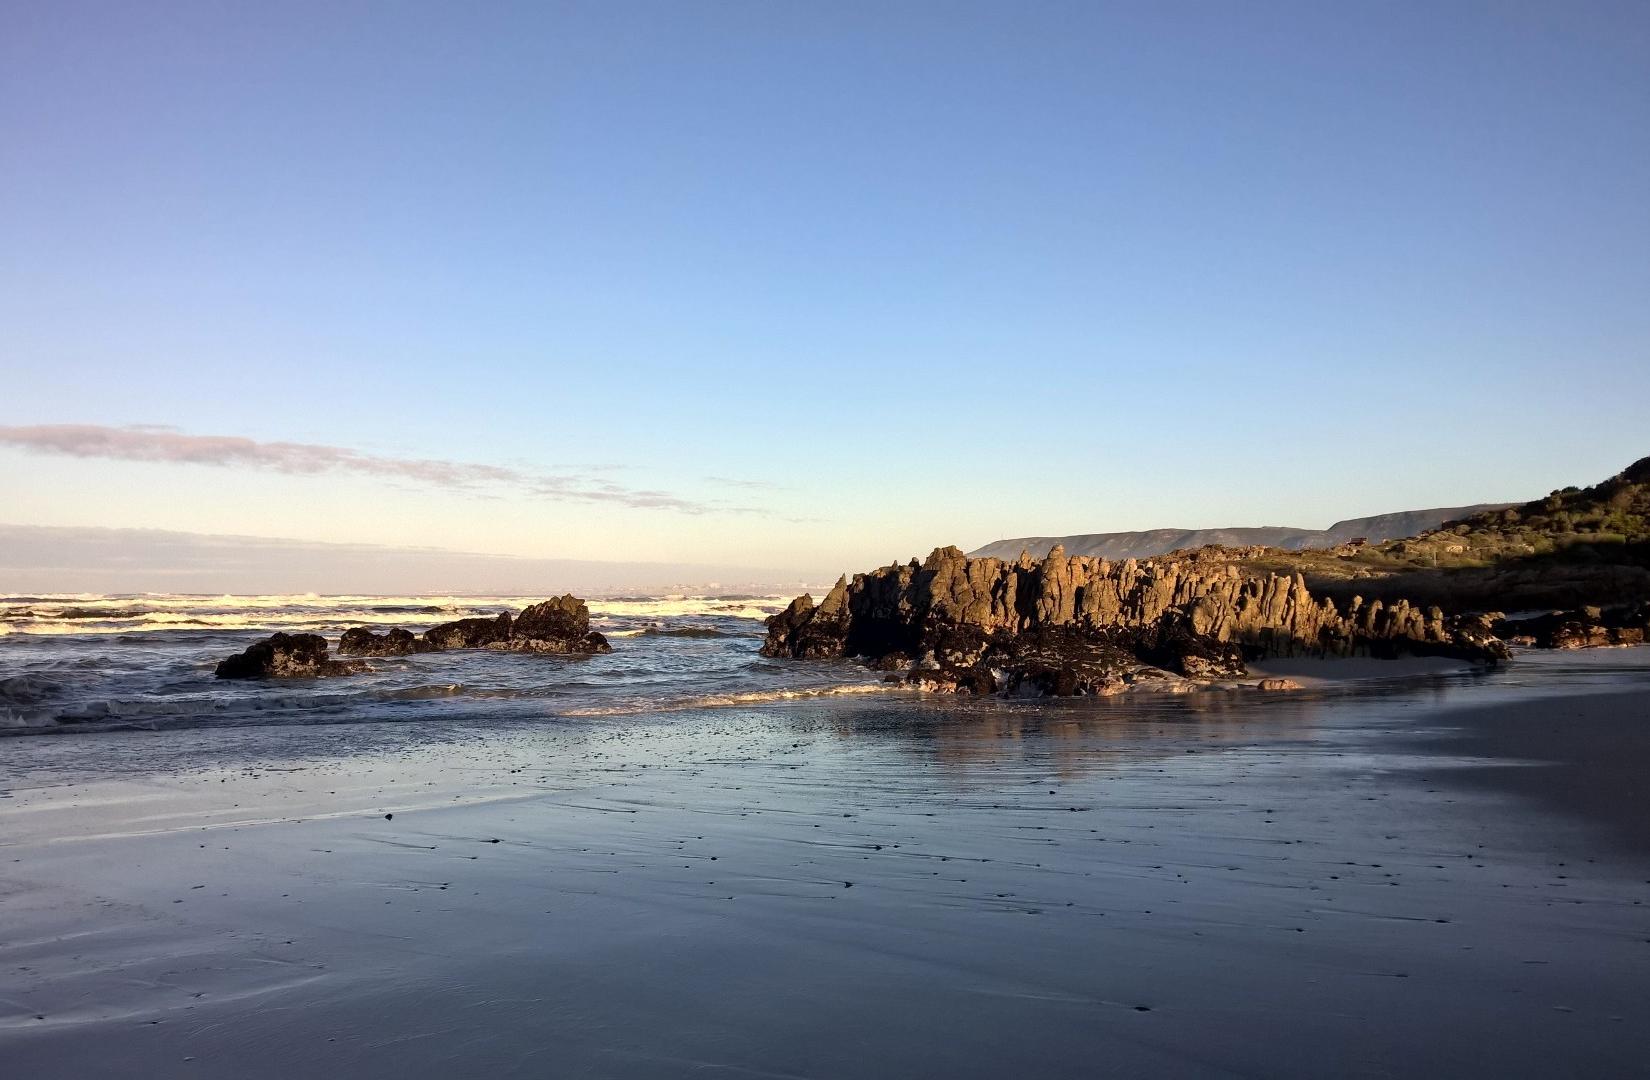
top-left (0, 592), bottom-right (795, 636)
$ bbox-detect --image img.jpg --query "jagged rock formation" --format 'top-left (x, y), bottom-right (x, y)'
top-left (214, 633), bottom-right (369, 680)
top-left (970, 505), bottom-right (1512, 562)
top-left (763, 546), bottom-right (1506, 696)
top-left (334, 595), bottom-right (612, 658)
top-left (219, 596), bottom-right (611, 678)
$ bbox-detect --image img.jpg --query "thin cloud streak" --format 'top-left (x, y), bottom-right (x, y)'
top-left (0, 424), bottom-right (752, 515)
top-left (705, 475), bottom-right (782, 491)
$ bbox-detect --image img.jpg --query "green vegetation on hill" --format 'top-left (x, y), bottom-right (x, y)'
top-left (1236, 457), bottom-right (1650, 612)
top-left (1380, 456), bottom-right (1649, 566)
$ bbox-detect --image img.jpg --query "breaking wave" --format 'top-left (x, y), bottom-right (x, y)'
top-left (0, 592), bottom-right (796, 637)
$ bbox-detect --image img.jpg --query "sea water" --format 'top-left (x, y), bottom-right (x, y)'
top-left (0, 593), bottom-right (888, 735)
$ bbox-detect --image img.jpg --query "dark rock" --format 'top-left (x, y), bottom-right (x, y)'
top-left (214, 633), bottom-right (368, 679)
top-left (493, 631), bottom-right (612, 655)
top-left (422, 612), bottom-right (513, 651)
top-left (762, 545), bottom-right (1509, 697)
top-left (225, 595), bottom-right (611, 681)
top-left (764, 581), bottom-right (857, 660)
top-left (1136, 610), bottom-right (1247, 678)
top-left (906, 665), bottom-right (998, 694)
top-left (1494, 603), bottom-right (1649, 649)
top-left (337, 597), bottom-right (610, 658)
top-left (513, 595), bottom-right (589, 643)
top-left (986, 629), bottom-right (1165, 697)
top-left (506, 595), bottom-right (612, 654)
top-left (338, 627), bottom-right (423, 657)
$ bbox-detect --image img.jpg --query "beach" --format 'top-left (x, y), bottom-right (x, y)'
top-left (8, 2), bottom-right (1648, 1074)
top-left (4, 647), bottom-right (1648, 1078)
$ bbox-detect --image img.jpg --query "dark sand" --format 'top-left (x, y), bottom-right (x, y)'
top-left (3, 652), bottom-right (1649, 1078)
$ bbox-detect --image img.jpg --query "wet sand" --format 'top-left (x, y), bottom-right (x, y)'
top-left (1248, 654), bottom-right (1477, 685)
top-left (1414, 688), bottom-right (1650, 856)
top-left (3, 657), bottom-right (1649, 1078)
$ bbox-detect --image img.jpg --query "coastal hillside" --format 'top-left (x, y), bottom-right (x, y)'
top-left (1236, 456), bottom-right (1650, 610)
top-left (969, 504), bottom-right (1509, 561)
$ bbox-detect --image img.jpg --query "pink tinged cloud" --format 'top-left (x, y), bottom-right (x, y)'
top-left (0, 424), bottom-right (750, 514)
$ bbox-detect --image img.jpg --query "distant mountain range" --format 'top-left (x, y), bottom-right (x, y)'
top-left (968, 505), bottom-right (1513, 562)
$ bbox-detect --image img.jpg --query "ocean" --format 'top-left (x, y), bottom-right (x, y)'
top-left (0, 592), bottom-right (892, 736)
top-left (9, 592), bottom-right (1650, 741)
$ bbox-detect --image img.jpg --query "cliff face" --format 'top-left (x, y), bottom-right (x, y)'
top-left (762, 546), bottom-right (1505, 695)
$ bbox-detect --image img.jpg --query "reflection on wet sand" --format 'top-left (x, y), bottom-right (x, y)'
top-left (2, 649), bottom-right (1648, 1079)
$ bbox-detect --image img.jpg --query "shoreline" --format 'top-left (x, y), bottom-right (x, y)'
top-left (2, 658), bottom-right (1648, 1078)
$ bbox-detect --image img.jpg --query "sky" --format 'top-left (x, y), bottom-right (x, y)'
top-left (3, 1), bottom-right (1647, 590)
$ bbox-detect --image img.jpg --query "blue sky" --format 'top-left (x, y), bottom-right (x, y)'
top-left (3, 1), bottom-right (1647, 583)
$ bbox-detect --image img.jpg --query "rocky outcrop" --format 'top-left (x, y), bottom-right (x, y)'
top-left (335, 595), bottom-right (612, 658)
top-left (214, 633), bottom-right (369, 679)
top-left (499, 595), bottom-right (612, 654)
top-left (763, 546), bottom-right (1508, 696)
top-left (338, 627), bottom-right (422, 656)
top-left (1495, 604), bottom-right (1650, 649)
top-left (422, 613), bottom-right (513, 651)
top-left (221, 596), bottom-right (611, 678)
top-left (892, 626), bottom-right (1202, 696)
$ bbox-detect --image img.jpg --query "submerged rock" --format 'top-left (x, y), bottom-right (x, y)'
top-left (762, 546), bottom-right (1509, 697)
top-left (214, 633), bottom-right (369, 679)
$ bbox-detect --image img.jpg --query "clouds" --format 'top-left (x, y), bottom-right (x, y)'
top-left (0, 424), bottom-right (755, 514)
top-left (0, 524), bottom-right (810, 594)
top-left (704, 475), bottom-right (781, 491)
